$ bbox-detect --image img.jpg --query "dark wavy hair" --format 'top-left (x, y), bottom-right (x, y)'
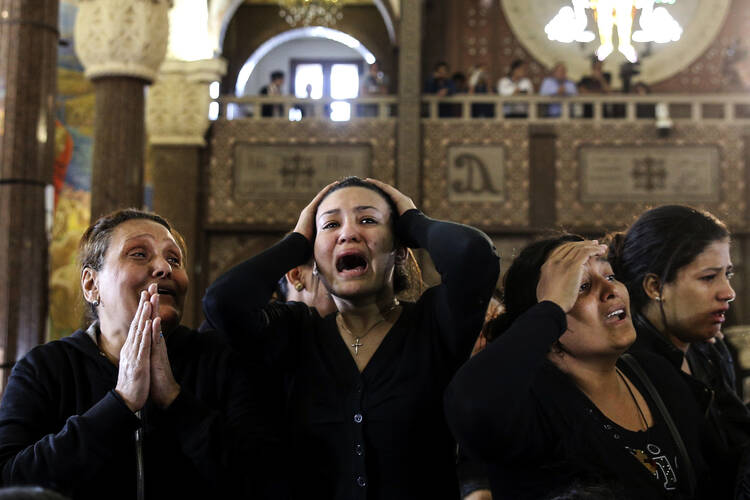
top-left (314, 176), bottom-right (418, 294)
top-left (487, 234), bottom-right (584, 340)
top-left (607, 205), bottom-right (728, 314)
top-left (78, 208), bottom-right (186, 323)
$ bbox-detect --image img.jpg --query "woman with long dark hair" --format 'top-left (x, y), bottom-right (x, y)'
top-left (445, 235), bottom-right (713, 499)
top-left (608, 205), bottom-right (750, 497)
top-left (203, 176), bottom-right (499, 499)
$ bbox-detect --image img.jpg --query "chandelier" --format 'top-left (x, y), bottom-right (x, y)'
top-left (278, 0), bottom-right (343, 27)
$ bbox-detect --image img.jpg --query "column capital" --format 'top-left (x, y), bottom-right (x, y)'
top-left (74, 0), bottom-right (172, 82)
top-left (147, 58), bottom-right (227, 147)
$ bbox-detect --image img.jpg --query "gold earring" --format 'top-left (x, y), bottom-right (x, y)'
top-left (295, 282), bottom-right (304, 291)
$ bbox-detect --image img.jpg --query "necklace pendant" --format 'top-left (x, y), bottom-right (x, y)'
top-left (352, 338), bottom-right (363, 355)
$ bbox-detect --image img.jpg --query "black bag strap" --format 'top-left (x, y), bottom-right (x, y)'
top-left (620, 353), bottom-right (696, 494)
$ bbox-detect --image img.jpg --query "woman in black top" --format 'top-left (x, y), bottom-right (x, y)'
top-left (445, 235), bottom-right (712, 499)
top-left (608, 205), bottom-right (750, 497)
top-left (0, 209), bottom-right (269, 500)
top-left (203, 176), bottom-right (500, 499)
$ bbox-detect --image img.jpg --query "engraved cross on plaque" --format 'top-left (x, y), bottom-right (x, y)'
top-left (632, 157), bottom-right (667, 192)
top-left (351, 338), bottom-right (363, 355)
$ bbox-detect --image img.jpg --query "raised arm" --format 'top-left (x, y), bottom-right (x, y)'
top-left (202, 183), bottom-right (336, 341)
top-left (368, 179), bottom-right (499, 358)
top-left (445, 240), bottom-right (607, 462)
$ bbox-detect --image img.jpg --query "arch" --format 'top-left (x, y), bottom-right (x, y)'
top-left (235, 27), bottom-right (377, 96)
top-left (212, 0), bottom-right (397, 53)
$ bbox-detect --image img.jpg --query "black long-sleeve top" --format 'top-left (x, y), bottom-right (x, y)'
top-left (203, 209), bottom-right (500, 500)
top-left (0, 326), bottom-right (273, 500)
top-left (445, 302), bottom-right (712, 500)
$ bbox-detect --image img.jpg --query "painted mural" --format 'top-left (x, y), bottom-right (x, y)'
top-left (49, 1), bottom-right (94, 341)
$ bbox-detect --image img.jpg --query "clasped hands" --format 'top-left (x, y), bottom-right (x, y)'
top-left (115, 283), bottom-right (180, 412)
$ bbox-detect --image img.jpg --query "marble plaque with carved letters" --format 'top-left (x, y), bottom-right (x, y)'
top-left (447, 146), bottom-right (505, 203)
top-left (579, 146), bottom-right (720, 203)
top-left (233, 144), bottom-right (372, 200)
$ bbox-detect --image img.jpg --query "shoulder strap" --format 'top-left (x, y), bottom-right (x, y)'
top-left (620, 353), bottom-right (696, 494)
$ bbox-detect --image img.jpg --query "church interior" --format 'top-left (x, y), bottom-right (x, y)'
top-left (3, 0), bottom-right (750, 394)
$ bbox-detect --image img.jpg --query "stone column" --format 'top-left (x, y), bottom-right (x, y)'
top-left (74, 0), bottom-right (171, 219)
top-left (146, 58), bottom-right (226, 328)
top-left (396, 0), bottom-right (422, 203)
top-left (0, 0), bottom-right (59, 391)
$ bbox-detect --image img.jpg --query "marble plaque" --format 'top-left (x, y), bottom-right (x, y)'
top-left (579, 146), bottom-right (720, 203)
top-left (447, 146), bottom-right (505, 203)
top-left (233, 144), bottom-right (372, 200)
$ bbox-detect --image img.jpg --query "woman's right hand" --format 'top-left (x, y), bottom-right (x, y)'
top-left (293, 181), bottom-right (338, 242)
top-left (115, 290), bottom-right (153, 412)
top-left (536, 240), bottom-right (607, 313)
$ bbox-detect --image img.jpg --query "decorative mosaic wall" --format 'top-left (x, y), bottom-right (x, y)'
top-left (206, 119), bottom-right (396, 227)
top-left (555, 123), bottom-right (746, 230)
top-left (422, 122), bottom-right (530, 229)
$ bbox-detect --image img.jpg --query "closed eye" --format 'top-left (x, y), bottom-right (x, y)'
top-left (700, 274), bottom-right (716, 282)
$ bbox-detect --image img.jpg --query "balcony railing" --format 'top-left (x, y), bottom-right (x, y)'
top-left (215, 94), bottom-right (750, 123)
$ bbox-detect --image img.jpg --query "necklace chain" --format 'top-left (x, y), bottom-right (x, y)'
top-left (337, 299), bottom-right (400, 356)
top-left (616, 368), bottom-right (649, 432)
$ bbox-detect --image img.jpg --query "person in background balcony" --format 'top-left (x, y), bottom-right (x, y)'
top-left (498, 59), bottom-right (534, 118)
top-left (469, 63), bottom-right (494, 118)
top-left (425, 61), bottom-right (458, 118)
top-left (609, 205), bottom-right (750, 498)
top-left (540, 62), bottom-right (577, 118)
top-left (445, 235), bottom-right (714, 499)
top-left (260, 70), bottom-right (285, 118)
top-left (203, 176), bottom-right (499, 500)
top-left (0, 209), bottom-right (271, 500)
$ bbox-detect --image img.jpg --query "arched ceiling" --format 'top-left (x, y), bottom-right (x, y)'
top-left (208, 0), bottom-right (397, 54)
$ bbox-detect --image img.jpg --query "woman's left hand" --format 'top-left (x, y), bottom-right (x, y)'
top-left (146, 283), bottom-right (180, 408)
top-left (365, 178), bottom-right (416, 216)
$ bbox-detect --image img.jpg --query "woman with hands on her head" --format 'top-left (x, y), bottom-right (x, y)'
top-left (445, 236), bottom-right (714, 499)
top-left (203, 176), bottom-right (500, 499)
top-left (0, 209), bottom-right (270, 500)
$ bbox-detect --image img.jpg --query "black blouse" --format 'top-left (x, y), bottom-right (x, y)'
top-left (203, 209), bottom-right (500, 499)
top-left (444, 302), bottom-right (712, 500)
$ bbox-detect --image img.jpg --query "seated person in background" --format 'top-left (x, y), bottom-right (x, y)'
top-left (358, 62), bottom-right (389, 117)
top-left (445, 236), bottom-right (716, 499)
top-left (498, 59), bottom-right (534, 118)
top-left (0, 209), bottom-right (271, 500)
top-left (469, 63), bottom-right (494, 118)
top-left (539, 62), bottom-right (577, 117)
top-left (425, 61), bottom-right (457, 118)
top-left (276, 259), bottom-right (336, 317)
top-left (609, 205), bottom-right (750, 498)
top-left (260, 70), bottom-right (285, 117)
top-left (360, 62), bottom-right (389, 96)
top-left (578, 57), bottom-right (624, 118)
top-left (453, 72), bottom-right (469, 94)
top-left (425, 61), bottom-right (456, 96)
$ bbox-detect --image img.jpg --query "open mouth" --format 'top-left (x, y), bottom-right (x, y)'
top-left (157, 286), bottom-right (176, 298)
top-left (336, 253), bottom-right (368, 275)
top-left (712, 309), bottom-right (727, 323)
top-left (606, 308), bottom-right (627, 321)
